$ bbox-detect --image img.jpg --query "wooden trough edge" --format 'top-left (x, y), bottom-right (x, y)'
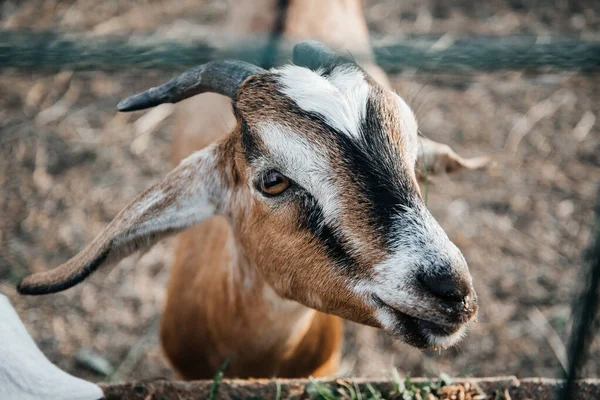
top-left (99, 376), bottom-right (600, 399)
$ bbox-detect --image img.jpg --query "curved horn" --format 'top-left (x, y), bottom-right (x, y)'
top-left (292, 40), bottom-right (351, 71)
top-left (117, 61), bottom-right (265, 112)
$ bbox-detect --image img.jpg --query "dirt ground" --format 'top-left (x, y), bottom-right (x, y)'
top-left (1, 0), bottom-right (599, 384)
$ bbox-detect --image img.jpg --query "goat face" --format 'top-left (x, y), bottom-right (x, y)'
top-left (18, 42), bottom-right (477, 350)
top-left (230, 64), bottom-right (477, 349)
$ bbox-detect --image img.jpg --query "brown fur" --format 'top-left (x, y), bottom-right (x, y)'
top-left (161, 214), bottom-right (344, 378)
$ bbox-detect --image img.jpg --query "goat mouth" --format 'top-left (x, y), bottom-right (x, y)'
top-left (372, 295), bottom-right (466, 349)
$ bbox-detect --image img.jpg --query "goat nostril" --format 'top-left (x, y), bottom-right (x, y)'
top-left (417, 272), bottom-right (469, 303)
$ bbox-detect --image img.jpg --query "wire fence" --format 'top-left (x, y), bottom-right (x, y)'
top-left (563, 186), bottom-right (600, 400)
top-left (1, 30), bottom-right (599, 73)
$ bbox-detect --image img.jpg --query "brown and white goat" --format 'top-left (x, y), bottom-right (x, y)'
top-left (18, 1), bottom-right (487, 379)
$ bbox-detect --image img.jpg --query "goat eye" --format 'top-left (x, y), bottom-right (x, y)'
top-left (257, 171), bottom-right (291, 197)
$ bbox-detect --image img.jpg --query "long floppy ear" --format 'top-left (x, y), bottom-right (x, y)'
top-left (416, 137), bottom-right (491, 181)
top-left (18, 144), bottom-right (228, 295)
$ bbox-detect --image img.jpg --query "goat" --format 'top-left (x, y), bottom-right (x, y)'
top-left (0, 294), bottom-right (103, 400)
top-left (18, 0), bottom-right (488, 379)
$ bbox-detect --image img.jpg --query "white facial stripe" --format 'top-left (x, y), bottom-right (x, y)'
top-left (256, 122), bottom-right (339, 223)
top-left (393, 93), bottom-right (419, 167)
top-left (275, 64), bottom-right (370, 139)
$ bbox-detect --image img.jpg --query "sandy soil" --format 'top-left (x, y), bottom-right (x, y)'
top-left (1, 0), bottom-right (599, 383)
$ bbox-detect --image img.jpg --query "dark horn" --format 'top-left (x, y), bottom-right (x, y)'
top-left (117, 61), bottom-right (265, 112)
top-left (292, 40), bottom-right (350, 71)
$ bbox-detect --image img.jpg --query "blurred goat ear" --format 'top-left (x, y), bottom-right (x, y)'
top-left (416, 137), bottom-right (491, 182)
top-left (18, 144), bottom-right (229, 295)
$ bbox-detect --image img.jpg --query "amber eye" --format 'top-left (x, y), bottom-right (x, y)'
top-left (257, 170), bottom-right (291, 197)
